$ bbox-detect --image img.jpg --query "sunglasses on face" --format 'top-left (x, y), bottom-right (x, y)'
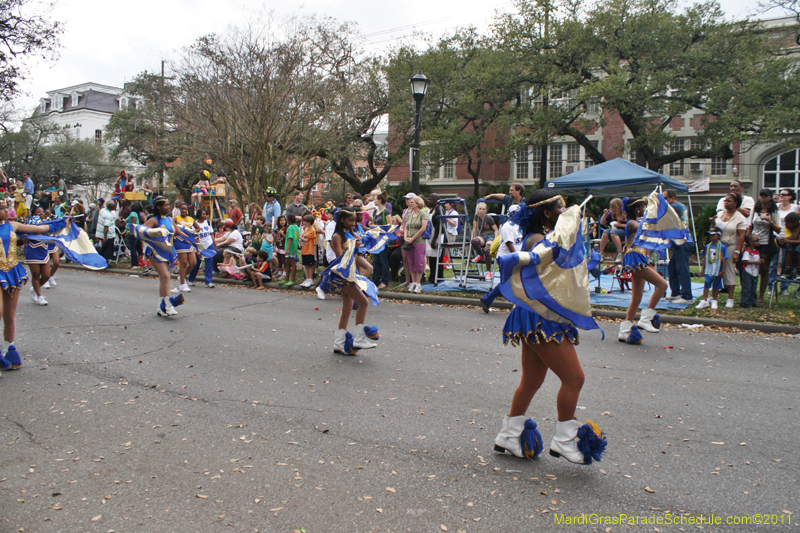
top-left (780, 193), bottom-right (791, 196)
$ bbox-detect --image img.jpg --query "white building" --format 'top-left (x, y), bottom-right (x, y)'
top-left (37, 82), bottom-right (140, 144)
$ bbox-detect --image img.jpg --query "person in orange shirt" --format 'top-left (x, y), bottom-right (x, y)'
top-left (299, 213), bottom-right (320, 288)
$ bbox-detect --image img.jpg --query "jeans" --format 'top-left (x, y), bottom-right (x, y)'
top-left (668, 242), bottom-right (693, 299)
top-left (188, 253), bottom-right (214, 285)
top-left (372, 248), bottom-right (390, 285)
top-left (740, 270), bottom-right (758, 305)
top-left (126, 234), bottom-right (139, 267)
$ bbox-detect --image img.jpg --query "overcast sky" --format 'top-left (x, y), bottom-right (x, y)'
top-left (15, 0), bottom-right (783, 115)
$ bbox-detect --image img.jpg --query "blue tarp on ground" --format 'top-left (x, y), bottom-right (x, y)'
top-left (544, 158), bottom-right (689, 198)
top-left (420, 273), bottom-right (702, 310)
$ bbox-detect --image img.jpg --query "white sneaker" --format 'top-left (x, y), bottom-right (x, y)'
top-left (316, 286), bottom-right (326, 300)
top-left (696, 299), bottom-right (710, 309)
top-left (179, 283), bottom-right (191, 292)
top-left (672, 297), bottom-right (693, 305)
top-left (48, 277), bottom-right (56, 287)
top-left (29, 287), bottom-right (38, 303)
top-left (187, 281), bottom-right (196, 286)
top-left (42, 280), bottom-right (51, 289)
top-left (725, 299), bottom-right (734, 309)
top-left (665, 295), bottom-right (677, 301)
top-left (170, 287), bottom-right (179, 293)
top-left (36, 295), bottom-right (48, 306)
top-left (413, 284), bottom-right (422, 294)
top-left (301, 279), bottom-right (313, 288)
top-left (205, 283), bottom-right (215, 288)
top-left (711, 299), bottom-right (718, 310)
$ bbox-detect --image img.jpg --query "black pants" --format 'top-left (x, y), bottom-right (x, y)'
top-left (389, 246), bottom-right (403, 281)
top-left (99, 238), bottom-right (115, 261)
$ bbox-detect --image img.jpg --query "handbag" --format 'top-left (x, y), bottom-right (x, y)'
top-left (402, 241), bottom-right (413, 251)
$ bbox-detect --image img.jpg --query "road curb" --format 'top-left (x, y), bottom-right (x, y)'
top-left (60, 264), bottom-right (800, 334)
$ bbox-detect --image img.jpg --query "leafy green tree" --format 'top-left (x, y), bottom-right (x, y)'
top-left (493, 0), bottom-right (800, 174)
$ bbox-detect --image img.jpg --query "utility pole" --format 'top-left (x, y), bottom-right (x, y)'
top-left (539, 0), bottom-right (550, 188)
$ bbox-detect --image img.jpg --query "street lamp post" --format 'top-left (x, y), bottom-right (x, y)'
top-left (409, 72), bottom-right (430, 195)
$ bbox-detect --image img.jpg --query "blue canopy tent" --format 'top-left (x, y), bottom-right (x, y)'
top-left (544, 157), bottom-right (699, 273)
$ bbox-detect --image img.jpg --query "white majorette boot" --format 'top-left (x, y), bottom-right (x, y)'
top-left (352, 324), bottom-right (377, 350)
top-left (637, 308), bottom-right (660, 333)
top-left (618, 320), bottom-right (642, 344)
top-left (494, 415), bottom-right (526, 458)
top-left (333, 329), bottom-right (358, 355)
top-left (158, 297), bottom-right (178, 317)
top-left (549, 419), bottom-right (607, 465)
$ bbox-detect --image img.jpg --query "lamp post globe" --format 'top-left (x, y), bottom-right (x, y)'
top-left (409, 72), bottom-right (430, 195)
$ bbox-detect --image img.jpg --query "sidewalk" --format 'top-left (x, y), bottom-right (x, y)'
top-left (60, 264), bottom-right (800, 335)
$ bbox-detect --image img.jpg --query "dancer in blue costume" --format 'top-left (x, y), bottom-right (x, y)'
top-left (324, 208), bottom-right (378, 355)
top-left (0, 202), bottom-right (67, 371)
top-left (493, 189), bottom-right (606, 465)
top-left (617, 197), bottom-right (668, 343)
top-left (134, 196), bottom-right (189, 317)
top-left (23, 206), bottom-right (52, 306)
top-left (173, 202), bottom-right (199, 292)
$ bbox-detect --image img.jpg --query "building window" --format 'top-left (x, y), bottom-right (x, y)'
top-left (71, 92), bottom-right (79, 107)
top-left (531, 145), bottom-right (542, 181)
top-left (548, 144), bottom-right (563, 178)
top-left (690, 138), bottom-right (705, 152)
top-left (120, 97), bottom-right (129, 110)
top-left (566, 143), bottom-right (581, 163)
top-left (711, 157), bottom-right (727, 176)
top-left (516, 146), bottom-right (529, 181)
top-left (95, 129), bottom-right (103, 146)
top-left (627, 142), bottom-right (639, 165)
top-left (763, 148), bottom-right (800, 198)
top-left (442, 159), bottom-right (455, 180)
top-left (667, 138), bottom-right (685, 177)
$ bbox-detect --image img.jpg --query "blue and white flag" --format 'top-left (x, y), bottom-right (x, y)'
top-left (20, 219), bottom-right (107, 270)
top-left (128, 223), bottom-right (176, 266)
top-left (497, 207), bottom-right (601, 333)
top-left (632, 191), bottom-right (693, 252)
top-left (357, 225), bottom-right (399, 254)
top-left (319, 239), bottom-right (379, 306)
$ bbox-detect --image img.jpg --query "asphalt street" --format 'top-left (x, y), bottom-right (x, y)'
top-left (1, 270), bottom-right (798, 533)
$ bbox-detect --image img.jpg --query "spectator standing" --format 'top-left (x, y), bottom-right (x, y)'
top-left (284, 190), bottom-right (306, 222)
top-left (483, 183), bottom-right (525, 212)
top-left (262, 188), bottom-right (282, 228)
top-left (715, 180), bottom-right (754, 222)
top-left (281, 214), bottom-right (300, 287)
top-left (772, 189), bottom-right (799, 292)
top-left (87, 201), bottom-right (99, 236)
top-left (423, 194), bottom-right (445, 284)
top-left (403, 195), bottom-right (429, 294)
top-left (228, 199), bottom-right (244, 228)
top-left (749, 189), bottom-right (780, 304)
top-left (371, 193), bottom-right (392, 289)
top-left (299, 213), bottom-right (320, 288)
top-left (696, 230), bottom-right (727, 310)
top-left (55, 174), bottom-right (67, 204)
top-left (125, 201), bottom-right (142, 269)
top-left (714, 193), bottom-right (748, 309)
top-left (22, 172), bottom-right (34, 211)
top-left (171, 199), bottom-right (181, 218)
top-left (443, 200), bottom-right (459, 243)
top-left (96, 200), bottom-right (117, 261)
top-left (740, 234), bottom-right (761, 308)
top-left (664, 190), bottom-right (693, 305)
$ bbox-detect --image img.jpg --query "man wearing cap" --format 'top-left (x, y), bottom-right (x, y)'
top-left (262, 188), bottom-right (282, 228)
top-left (715, 180), bottom-right (754, 222)
top-left (665, 190), bottom-right (693, 305)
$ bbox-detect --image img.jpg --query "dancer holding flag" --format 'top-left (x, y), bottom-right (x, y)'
top-left (618, 193), bottom-right (691, 344)
top-left (0, 205), bottom-right (71, 370)
top-left (187, 208), bottom-right (216, 288)
top-left (129, 196), bottom-right (187, 317)
top-left (319, 208), bottom-right (379, 355)
top-left (493, 190), bottom-right (607, 465)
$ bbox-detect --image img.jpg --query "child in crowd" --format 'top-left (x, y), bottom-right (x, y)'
top-left (696, 230), bottom-right (727, 310)
top-left (299, 213), bottom-right (319, 288)
top-left (219, 249), bottom-right (244, 280)
top-left (281, 215), bottom-right (299, 287)
top-left (251, 215), bottom-right (266, 248)
top-left (274, 215), bottom-right (287, 281)
top-left (254, 250), bottom-right (272, 287)
top-left (242, 246), bottom-right (262, 288)
top-left (740, 234), bottom-right (761, 308)
top-left (780, 211), bottom-right (800, 279)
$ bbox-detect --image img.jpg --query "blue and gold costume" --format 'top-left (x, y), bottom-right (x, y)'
top-left (173, 215), bottom-right (196, 253)
top-left (622, 223), bottom-right (650, 273)
top-left (0, 221), bottom-right (28, 292)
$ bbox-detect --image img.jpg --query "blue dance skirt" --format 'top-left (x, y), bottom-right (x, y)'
top-left (502, 306), bottom-right (580, 347)
top-left (622, 250), bottom-right (650, 273)
top-left (0, 264), bottom-right (29, 293)
top-left (24, 244), bottom-right (49, 264)
top-left (174, 237), bottom-right (196, 253)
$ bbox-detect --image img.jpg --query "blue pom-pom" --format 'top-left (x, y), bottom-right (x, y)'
top-left (0, 354), bottom-right (11, 370)
top-left (170, 294), bottom-right (185, 307)
top-left (5, 345), bottom-right (21, 369)
top-left (652, 313), bottom-right (661, 329)
top-left (576, 421), bottom-right (607, 464)
top-left (364, 325), bottom-right (379, 340)
top-left (352, 302), bottom-right (359, 310)
top-left (520, 418), bottom-right (544, 460)
top-left (627, 325), bottom-right (643, 344)
top-left (342, 332), bottom-right (360, 356)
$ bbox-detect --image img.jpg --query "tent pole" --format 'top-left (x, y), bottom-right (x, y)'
top-left (687, 194), bottom-right (700, 267)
